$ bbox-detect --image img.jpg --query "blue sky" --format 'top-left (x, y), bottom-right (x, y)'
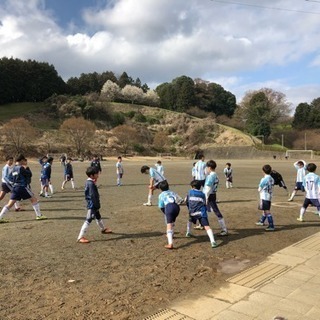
top-left (1, 0), bottom-right (320, 110)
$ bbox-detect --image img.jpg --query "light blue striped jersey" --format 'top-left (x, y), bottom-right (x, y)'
top-left (294, 161), bottom-right (307, 182)
top-left (203, 171), bottom-right (219, 198)
top-left (2, 164), bottom-right (12, 183)
top-left (258, 174), bottom-right (274, 201)
top-left (158, 190), bottom-right (178, 209)
top-left (194, 160), bottom-right (206, 180)
top-left (149, 167), bottom-right (166, 184)
top-left (303, 172), bottom-right (320, 200)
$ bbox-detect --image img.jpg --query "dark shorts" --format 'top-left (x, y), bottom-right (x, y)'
top-left (11, 186), bottom-right (33, 201)
top-left (226, 177), bottom-right (233, 183)
top-left (302, 198), bottom-right (320, 210)
top-left (65, 174), bottom-right (73, 181)
top-left (258, 199), bottom-right (271, 211)
top-left (40, 177), bottom-right (49, 187)
top-left (1, 182), bottom-right (12, 193)
top-left (295, 182), bottom-right (305, 192)
top-left (189, 214), bottom-right (209, 227)
top-left (154, 179), bottom-right (167, 189)
top-left (165, 203), bottom-right (180, 224)
top-left (85, 208), bottom-right (102, 223)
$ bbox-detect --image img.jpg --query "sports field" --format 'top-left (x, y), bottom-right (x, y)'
top-left (1, 157), bottom-right (319, 319)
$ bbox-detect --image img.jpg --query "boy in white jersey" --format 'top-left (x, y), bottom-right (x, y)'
top-left (255, 164), bottom-right (275, 231)
top-left (141, 165), bottom-right (166, 206)
top-left (297, 163), bottom-right (320, 222)
top-left (158, 180), bottom-right (180, 249)
top-left (223, 162), bottom-right (233, 189)
top-left (288, 160), bottom-right (307, 201)
top-left (203, 160), bottom-right (228, 236)
top-left (155, 160), bottom-right (164, 175)
top-left (194, 154), bottom-right (207, 187)
top-left (116, 156), bottom-right (124, 186)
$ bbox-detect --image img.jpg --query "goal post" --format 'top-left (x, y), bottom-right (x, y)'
top-left (285, 150), bottom-right (314, 160)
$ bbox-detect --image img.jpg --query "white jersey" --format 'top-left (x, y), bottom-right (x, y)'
top-left (294, 160), bottom-right (307, 182)
top-left (155, 164), bottom-right (164, 175)
top-left (303, 172), bottom-right (320, 199)
top-left (116, 161), bottom-right (123, 174)
top-left (194, 160), bottom-right (206, 180)
top-left (258, 174), bottom-right (274, 201)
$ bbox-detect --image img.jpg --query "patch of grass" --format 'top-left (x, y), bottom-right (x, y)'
top-left (0, 102), bottom-right (45, 122)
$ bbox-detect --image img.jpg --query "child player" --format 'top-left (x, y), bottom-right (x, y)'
top-left (223, 162), bottom-right (233, 189)
top-left (39, 155), bottom-right (52, 198)
top-left (91, 154), bottom-right (102, 174)
top-left (141, 165), bottom-right (166, 206)
top-left (297, 163), bottom-right (320, 222)
top-left (158, 180), bottom-right (180, 249)
top-left (185, 180), bottom-right (218, 248)
top-left (204, 160), bottom-right (228, 236)
top-left (270, 169), bottom-right (289, 196)
top-left (0, 154), bottom-right (47, 223)
top-left (61, 157), bottom-right (75, 190)
top-left (0, 156), bottom-right (25, 212)
top-left (288, 160), bottom-right (307, 201)
top-left (255, 164), bottom-right (275, 231)
top-left (77, 167), bottom-right (112, 243)
top-left (116, 156), bottom-right (124, 186)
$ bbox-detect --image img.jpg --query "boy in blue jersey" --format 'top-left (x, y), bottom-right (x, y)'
top-left (204, 160), bottom-right (228, 236)
top-left (77, 166), bottom-right (112, 243)
top-left (297, 163), bottom-right (320, 222)
top-left (141, 165), bottom-right (167, 206)
top-left (39, 155), bottom-right (52, 198)
top-left (288, 160), bottom-right (307, 201)
top-left (185, 180), bottom-right (218, 248)
top-left (255, 164), bottom-right (275, 231)
top-left (0, 155), bottom-right (47, 223)
top-left (158, 180), bottom-right (180, 249)
top-left (61, 157), bottom-right (75, 190)
top-left (0, 156), bottom-right (25, 212)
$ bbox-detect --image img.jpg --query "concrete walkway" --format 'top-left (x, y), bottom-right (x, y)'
top-left (143, 231), bottom-right (320, 320)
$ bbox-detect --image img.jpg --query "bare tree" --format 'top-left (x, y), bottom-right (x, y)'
top-left (112, 125), bottom-right (139, 155)
top-left (59, 117), bottom-right (96, 156)
top-left (1, 118), bottom-right (37, 155)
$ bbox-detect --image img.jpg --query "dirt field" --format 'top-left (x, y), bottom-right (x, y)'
top-left (1, 157), bottom-right (320, 320)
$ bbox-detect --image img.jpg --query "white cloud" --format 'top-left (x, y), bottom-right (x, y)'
top-left (0, 0), bottom-right (320, 108)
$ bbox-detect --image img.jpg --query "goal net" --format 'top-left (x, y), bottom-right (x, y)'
top-left (285, 150), bottom-right (314, 159)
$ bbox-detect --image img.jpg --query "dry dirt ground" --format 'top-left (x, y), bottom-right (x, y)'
top-left (1, 157), bottom-right (320, 320)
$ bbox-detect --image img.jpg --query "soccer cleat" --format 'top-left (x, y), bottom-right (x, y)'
top-left (164, 244), bottom-right (173, 249)
top-left (297, 217), bottom-right (304, 222)
top-left (265, 226), bottom-right (275, 231)
top-left (218, 230), bottom-right (228, 236)
top-left (288, 198), bottom-right (293, 202)
top-left (143, 202), bottom-right (152, 206)
top-left (101, 228), bottom-right (112, 234)
top-left (194, 225), bottom-right (204, 230)
top-left (39, 193), bottom-right (45, 197)
top-left (211, 241), bottom-right (218, 248)
top-left (15, 208), bottom-right (26, 212)
top-left (185, 232), bottom-right (193, 238)
top-left (44, 195), bottom-right (52, 198)
top-left (255, 221), bottom-right (264, 226)
top-left (78, 237), bottom-right (90, 243)
top-left (36, 215), bottom-right (47, 220)
top-left (0, 219), bottom-right (9, 224)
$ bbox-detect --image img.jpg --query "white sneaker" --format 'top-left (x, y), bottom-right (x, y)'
top-left (297, 217), bottom-right (304, 222)
top-left (143, 202), bottom-right (152, 206)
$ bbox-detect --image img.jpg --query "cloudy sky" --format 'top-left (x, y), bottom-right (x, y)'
top-left (0, 0), bottom-right (320, 110)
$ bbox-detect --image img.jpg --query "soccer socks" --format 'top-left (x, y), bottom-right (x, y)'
top-left (206, 228), bottom-right (215, 243)
top-left (49, 184), bottom-right (54, 194)
top-left (259, 214), bottom-right (267, 224)
top-left (32, 202), bottom-right (42, 217)
top-left (96, 218), bottom-right (105, 231)
top-left (0, 205), bottom-right (9, 219)
top-left (299, 207), bottom-right (306, 220)
top-left (71, 180), bottom-right (75, 189)
top-left (186, 221), bottom-right (192, 233)
top-left (78, 221), bottom-right (90, 240)
top-left (267, 214), bottom-right (274, 228)
top-left (147, 194), bottom-right (152, 204)
top-left (167, 230), bottom-right (173, 245)
top-left (218, 218), bottom-right (227, 232)
top-left (14, 202), bottom-right (20, 210)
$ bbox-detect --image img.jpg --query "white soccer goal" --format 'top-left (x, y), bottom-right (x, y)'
top-left (285, 150), bottom-right (314, 159)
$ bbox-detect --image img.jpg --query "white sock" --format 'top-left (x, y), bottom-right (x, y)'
top-left (49, 184), bottom-right (54, 194)
top-left (71, 180), bottom-right (75, 189)
top-left (218, 218), bottom-right (227, 232)
top-left (96, 219), bottom-right (105, 230)
top-left (78, 221), bottom-right (90, 240)
top-left (14, 202), bottom-right (20, 209)
top-left (206, 228), bottom-right (215, 243)
top-left (300, 207), bottom-right (306, 219)
top-left (186, 221), bottom-right (192, 233)
top-left (167, 230), bottom-right (173, 245)
top-left (0, 205), bottom-right (9, 219)
top-left (147, 194), bottom-right (152, 203)
top-left (32, 202), bottom-right (42, 217)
